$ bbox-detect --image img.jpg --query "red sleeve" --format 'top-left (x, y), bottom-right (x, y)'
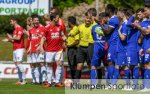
top-left (59, 19), bottom-right (66, 36)
top-left (17, 27), bottom-right (24, 37)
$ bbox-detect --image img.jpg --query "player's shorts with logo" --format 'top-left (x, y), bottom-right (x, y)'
top-left (116, 52), bottom-right (127, 66)
top-left (144, 53), bottom-right (150, 64)
top-left (107, 44), bottom-right (117, 63)
top-left (127, 51), bottom-right (138, 65)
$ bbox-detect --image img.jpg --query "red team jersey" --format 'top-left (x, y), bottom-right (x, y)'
top-left (29, 25), bottom-right (45, 53)
top-left (25, 24), bottom-right (43, 50)
top-left (45, 24), bottom-right (64, 52)
top-left (13, 26), bottom-right (24, 50)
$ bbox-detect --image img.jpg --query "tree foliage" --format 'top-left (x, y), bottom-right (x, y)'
top-left (0, 14), bottom-right (45, 35)
top-left (53, 0), bottom-right (93, 11)
top-left (0, 0), bottom-right (146, 35)
top-left (104, 0), bottom-right (144, 10)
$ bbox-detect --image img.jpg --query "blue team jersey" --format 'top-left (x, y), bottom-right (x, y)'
top-left (142, 19), bottom-right (150, 51)
top-left (116, 20), bottom-right (127, 52)
top-left (91, 24), bottom-right (106, 66)
top-left (137, 30), bottom-right (142, 52)
top-left (108, 15), bottom-right (120, 46)
top-left (92, 24), bottom-right (105, 44)
top-left (104, 24), bottom-right (110, 43)
top-left (126, 16), bottom-right (139, 51)
top-left (137, 19), bottom-right (148, 52)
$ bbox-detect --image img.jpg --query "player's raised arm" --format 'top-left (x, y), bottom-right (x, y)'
top-left (99, 4), bottom-right (117, 35)
top-left (99, 21), bottom-right (115, 35)
top-left (132, 6), bottom-right (150, 35)
top-left (118, 25), bottom-right (126, 41)
top-left (132, 22), bottom-right (150, 35)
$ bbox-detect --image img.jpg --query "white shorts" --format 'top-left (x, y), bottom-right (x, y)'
top-left (13, 48), bottom-right (24, 62)
top-left (45, 51), bottom-right (64, 63)
top-left (27, 53), bottom-right (45, 63)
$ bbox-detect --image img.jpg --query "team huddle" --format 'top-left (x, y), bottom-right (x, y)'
top-left (2, 3), bottom-right (150, 91)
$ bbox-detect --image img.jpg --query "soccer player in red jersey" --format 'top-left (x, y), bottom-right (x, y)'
top-left (2, 16), bottom-right (26, 85)
top-left (40, 13), bottom-right (66, 87)
top-left (50, 7), bottom-right (66, 83)
top-left (50, 7), bottom-right (66, 35)
top-left (27, 14), bottom-right (46, 84)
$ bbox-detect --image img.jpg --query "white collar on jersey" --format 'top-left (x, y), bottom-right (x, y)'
top-left (123, 20), bottom-right (128, 24)
top-left (110, 15), bottom-right (116, 19)
top-left (143, 18), bottom-right (148, 21)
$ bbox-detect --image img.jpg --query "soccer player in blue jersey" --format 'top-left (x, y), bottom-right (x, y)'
top-left (135, 8), bottom-right (146, 80)
top-left (111, 8), bottom-right (128, 88)
top-left (132, 5), bottom-right (150, 92)
top-left (124, 9), bottom-right (140, 90)
top-left (99, 4), bottom-right (120, 84)
top-left (90, 12), bottom-right (107, 85)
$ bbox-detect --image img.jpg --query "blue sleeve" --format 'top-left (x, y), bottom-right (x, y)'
top-left (127, 16), bottom-right (134, 27)
top-left (122, 24), bottom-right (127, 36)
top-left (148, 20), bottom-right (150, 27)
top-left (108, 18), bottom-right (116, 28)
top-left (137, 31), bottom-right (141, 39)
top-left (92, 26), bottom-right (95, 37)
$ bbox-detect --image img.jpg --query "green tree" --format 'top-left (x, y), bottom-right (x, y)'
top-left (53, 0), bottom-right (93, 11)
top-left (104, 0), bottom-right (144, 10)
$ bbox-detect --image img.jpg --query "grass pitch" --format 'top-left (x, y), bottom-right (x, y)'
top-left (0, 79), bottom-right (64, 94)
top-left (0, 79), bottom-right (150, 94)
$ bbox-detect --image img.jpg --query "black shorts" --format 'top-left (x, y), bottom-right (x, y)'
top-left (76, 46), bottom-right (90, 65)
top-left (67, 47), bottom-right (77, 67)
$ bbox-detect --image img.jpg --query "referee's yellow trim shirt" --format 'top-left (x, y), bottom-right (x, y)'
top-left (88, 21), bottom-right (97, 44)
top-left (67, 26), bottom-right (79, 46)
top-left (78, 23), bottom-right (91, 47)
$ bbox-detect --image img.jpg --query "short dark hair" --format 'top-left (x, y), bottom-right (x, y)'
top-left (125, 9), bottom-right (134, 17)
top-left (31, 14), bottom-right (39, 19)
top-left (136, 8), bottom-right (144, 13)
top-left (118, 8), bottom-right (128, 14)
top-left (50, 7), bottom-right (60, 16)
top-left (10, 16), bottom-right (19, 22)
top-left (87, 8), bottom-right (97, 17)
top-left (99, 12), bottom-right (109, 17)
top-left (49, 13), bottom-right (57, 21)
top-left (85, 12), bottom-right (88, 16)
top-left (68, 16), bottom-right (76, 25)
top-left (106, 4), bottom-right (116, 13)
top-left (145, 0), bottom-right (150, 7)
